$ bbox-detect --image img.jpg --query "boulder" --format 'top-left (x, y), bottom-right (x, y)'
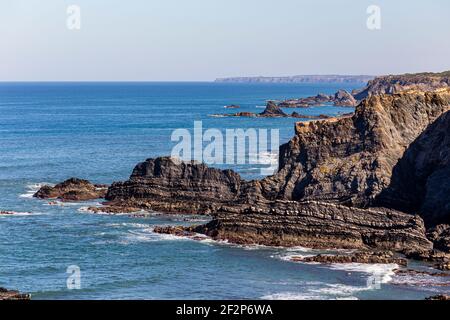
top-left (34, 178), bottom-right (108, 201)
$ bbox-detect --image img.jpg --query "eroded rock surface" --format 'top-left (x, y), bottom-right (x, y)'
top-left (290, 251), bottom-right (407, 266)
top-left (106, 157), bottom-right (243, 215)
top-left (260, 89), bottom-right (450, 207)
top-left (0, 288), bottom-right (30, 300)
top-left (192, 200), bottom-right (431, 251)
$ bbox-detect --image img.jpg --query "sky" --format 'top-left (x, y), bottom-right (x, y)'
top-left (1, 0), bottom-right (450, 81)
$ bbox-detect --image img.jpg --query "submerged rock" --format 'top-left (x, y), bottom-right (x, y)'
top-left (34, 178), bottom-right (108, 201)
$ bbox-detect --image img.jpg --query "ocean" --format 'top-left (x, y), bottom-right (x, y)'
top-left (0, 82), bottom-right (447, 299)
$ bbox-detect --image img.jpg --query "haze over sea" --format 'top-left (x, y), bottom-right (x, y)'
top-left (0, 82), bottom-right (447, 299)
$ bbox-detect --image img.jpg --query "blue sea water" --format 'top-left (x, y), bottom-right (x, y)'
top-left (0, 82), bottom-right (447, 300)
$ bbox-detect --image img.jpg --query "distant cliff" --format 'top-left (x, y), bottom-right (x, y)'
top-left (215, 75), bottom-right (375, 84)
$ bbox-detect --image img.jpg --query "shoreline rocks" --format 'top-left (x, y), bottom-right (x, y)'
top-left (105, 157), bottom-right (243, 215)
top-left (213, 101), bottom-right (349, 120)
top-left (0, 288), bottom-right (30, 300)
top-left (34, 178), bottom-right (108, 201)
top-left (290, 251), bottom-right (407, 266)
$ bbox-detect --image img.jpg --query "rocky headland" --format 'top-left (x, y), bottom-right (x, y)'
top-left (36, 72), bottom-right (450, 267)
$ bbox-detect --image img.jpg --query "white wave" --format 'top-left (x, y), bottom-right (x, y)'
top-left (327, 263), bottom-right (398, 284)
top-left (19, 182), bottom-right (53, 199)
top-left (0, 211), bottom-right (45, 217)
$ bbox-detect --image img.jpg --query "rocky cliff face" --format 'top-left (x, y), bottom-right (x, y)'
top-left (0, 288), bottom-right (30, 300)
top-left (259, 89), bottom-right (450, 207)
top-left (377, 111), bottom-right (450, 226)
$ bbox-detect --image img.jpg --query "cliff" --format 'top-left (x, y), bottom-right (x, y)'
top-left (353, 71), bottom-right (450, 100)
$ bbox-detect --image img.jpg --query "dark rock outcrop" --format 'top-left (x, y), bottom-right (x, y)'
top-left (213, 101), bottom-right (339, 120)
top-left (290, 251), bottom-right (407, 266)
top-left (47, 73), bottom-right (450, 256)
top-left (278, 93), bottom-right (333, 108)
top-left (259, 101), bottom-right (288, 117)
top-left (334, 89), bottom-right (358, 106)
top-left (260, 89), bottom-right (450, 207)
top-left (105, 157), bottom-right (243, 215)
top-left (34, 178), bottom-right (108, 201)
top-left (0, 288), bottom-right (30, 300)
top-left (425, 294), bottom-right (450, 300)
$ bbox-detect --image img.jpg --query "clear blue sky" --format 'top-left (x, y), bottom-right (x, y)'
top-left (1, 0), bottom-right (449, 81)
